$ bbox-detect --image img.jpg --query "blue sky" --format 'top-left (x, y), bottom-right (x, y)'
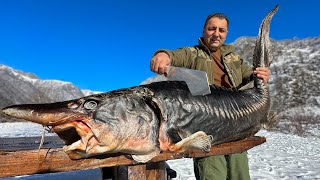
top-left (0, 0), bottom-right (319, 92)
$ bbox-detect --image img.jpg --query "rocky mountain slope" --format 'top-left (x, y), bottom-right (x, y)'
top-left (0, 65), bottom-right (86, 122)
top-left (234, 37), bottom-right (320, 137)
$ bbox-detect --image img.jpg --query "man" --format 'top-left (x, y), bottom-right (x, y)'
top-left (150, 13), bottom-right (270, 180)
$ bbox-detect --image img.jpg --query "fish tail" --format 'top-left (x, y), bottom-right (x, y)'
top-left (253, 4), bottom-right (279, 69)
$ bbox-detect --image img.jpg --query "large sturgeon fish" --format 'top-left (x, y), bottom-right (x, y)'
top-left (2, 6), bottom-right (278, 162)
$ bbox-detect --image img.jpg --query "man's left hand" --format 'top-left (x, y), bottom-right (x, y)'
top-left (254, 67), bottom-right (270, 84)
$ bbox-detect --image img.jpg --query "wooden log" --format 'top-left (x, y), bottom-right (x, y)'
top-left (0, 136), bottom-right (266, 178)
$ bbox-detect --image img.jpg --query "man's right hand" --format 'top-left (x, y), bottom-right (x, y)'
top-left (150, 52), bottom-right (171, 75)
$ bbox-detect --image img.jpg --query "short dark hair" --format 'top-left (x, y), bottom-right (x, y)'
top-left (203, 13), bottom-right (229, 28)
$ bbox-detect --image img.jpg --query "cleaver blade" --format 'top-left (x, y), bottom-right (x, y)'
top-left (165, 66), bottom-right (211, 96)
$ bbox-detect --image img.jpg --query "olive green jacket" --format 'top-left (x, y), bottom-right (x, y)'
top-left (155, 38), bottom-right (253, 89)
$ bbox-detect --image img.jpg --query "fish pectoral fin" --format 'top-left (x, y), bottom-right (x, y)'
top-left (169, 131), bottom-right (212, 152)
top-left (131, 149), bottom-right (160, 163)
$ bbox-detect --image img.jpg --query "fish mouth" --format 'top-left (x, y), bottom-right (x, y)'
top-left (51, 120), bottom-right (84, 146)
top-left (2, 104), bottom-right (94, 147)
top-left (49, 118), bottom-right (99, 152)
top-left (2, 104), bottom-right (104, 158)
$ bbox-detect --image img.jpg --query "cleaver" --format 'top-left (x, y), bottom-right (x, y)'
top-left (141, 66), bottom-right (211, 96)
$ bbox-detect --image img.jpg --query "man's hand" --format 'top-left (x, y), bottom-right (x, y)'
top-left (254, 67), bottom-right (270, 84)
top-left (150, 52), bottom-right (171, 75)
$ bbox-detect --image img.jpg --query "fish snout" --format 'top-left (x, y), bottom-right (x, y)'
top-left (2, 105), bottom-right (49, 125)
top-left (2, 104), bottom-right (73, 126)
top-left (2, 105), bottom-right (31, 119)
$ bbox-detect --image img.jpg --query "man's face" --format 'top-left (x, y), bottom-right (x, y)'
top-left (202, 17), bottom-right (228, 51)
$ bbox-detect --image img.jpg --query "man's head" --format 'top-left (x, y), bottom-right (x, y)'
top-left (202, 13), bottom-right (229, 51)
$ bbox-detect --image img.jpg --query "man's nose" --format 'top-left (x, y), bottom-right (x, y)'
top-left (213, 30), bottom-right (220, 37)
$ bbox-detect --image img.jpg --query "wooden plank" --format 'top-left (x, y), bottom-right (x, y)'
top-left (0, 136), bottom-right (266, 178)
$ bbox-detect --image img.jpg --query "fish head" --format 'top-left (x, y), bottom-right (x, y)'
top-left (2, 89), bottom-right (160, 159)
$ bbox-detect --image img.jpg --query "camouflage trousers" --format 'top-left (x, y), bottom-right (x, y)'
top-left (194, 152), bottom-right (250, 180)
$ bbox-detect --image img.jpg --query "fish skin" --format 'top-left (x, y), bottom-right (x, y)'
top-left (2, 5), bottom-right (278, 162)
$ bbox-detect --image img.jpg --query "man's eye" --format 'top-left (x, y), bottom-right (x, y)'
top-left (208, 27), bottom-right (217, 31)
top-left (219, 28), bottom-right (227, 33)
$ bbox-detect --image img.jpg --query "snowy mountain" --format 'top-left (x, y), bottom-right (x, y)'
top-left (0, 65), bottom-right (91, 122)
top-left (233, 37), bottom-right (320, 137)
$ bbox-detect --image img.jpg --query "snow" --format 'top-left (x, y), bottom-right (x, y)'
top-left (248, 130), bottom-right (320, 180)
top-left (309, 51), bottom-right (320, 58)
top-left (0, 122), bottom-right (55, 137)
top-left (38, 80), bottom-right (71, 86)
top-left (0, 64), bottom-right (73, 87)
top-left (167, 130), bottom-right (320, 180)
top-left (297, 48), bottom-right (311, 53)
top-left (0, 65), bottom-right (38, 84)
top-left (1, 122), bottom-right (320, 180)
top-left (82, 89), bottom-right (103, 96)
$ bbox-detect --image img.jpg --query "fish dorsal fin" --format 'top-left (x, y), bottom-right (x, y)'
top-left (131, 149), bottom-right (160, 163)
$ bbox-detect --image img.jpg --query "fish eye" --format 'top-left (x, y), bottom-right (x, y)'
top-left (84, 100), bottom-right (98, 110)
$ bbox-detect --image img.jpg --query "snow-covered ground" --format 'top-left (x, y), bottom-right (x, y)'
top-left (1, 122), bottom-right (320, 180)
top-left (167, 130), bottom-right (320, 180)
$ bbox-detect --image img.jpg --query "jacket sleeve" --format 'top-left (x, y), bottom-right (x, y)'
top-left (153, 48), bottom-right (195, 68)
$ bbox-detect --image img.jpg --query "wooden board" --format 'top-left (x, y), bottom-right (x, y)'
top-left (0, 136), bottom-right (266, 178)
